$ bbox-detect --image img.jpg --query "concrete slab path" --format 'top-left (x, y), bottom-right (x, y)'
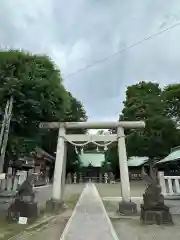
top-left (60, 183), bottom-right (119, 240)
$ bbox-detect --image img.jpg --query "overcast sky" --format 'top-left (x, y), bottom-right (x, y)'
top-left (1, 0), bottom-right (180, 122)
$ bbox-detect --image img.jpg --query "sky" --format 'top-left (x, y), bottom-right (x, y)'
top-left (1, 0), bottom-right (180, 122)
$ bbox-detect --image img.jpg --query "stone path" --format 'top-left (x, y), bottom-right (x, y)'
top-left (60, 183), bottom-right (119, 240)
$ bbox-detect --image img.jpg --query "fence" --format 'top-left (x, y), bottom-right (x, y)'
top-left (0, 171), bottom-right (49, 192)
top-left (0, 174), bottom-right (20, 192)
top-left (158, 171), bottom-right (180, 196)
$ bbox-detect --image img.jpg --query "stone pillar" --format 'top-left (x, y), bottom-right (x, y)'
top-left (61, 142), bottom-right (67, 200)
top-left (73, 173), bottom-right (77, 183)
top-left (46, 125), bottom-right (65, 213)
top-left (117, 127), bottom-right (137, 215)
top-left (158, 171), bottom-right (166, 196)
top-left (104, 173), bottom-right (108, 184)
top-left (79, 173), bottom-right (83, 183)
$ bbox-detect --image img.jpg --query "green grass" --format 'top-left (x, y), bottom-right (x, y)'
top-left (0, 217), bottom-right (27, 240)
top-left (66, 194), bottom-right (80, 209)
top-left (0, 194), bottom-right (80, 240)
top-left (0, 207), bottom-right (54, 240)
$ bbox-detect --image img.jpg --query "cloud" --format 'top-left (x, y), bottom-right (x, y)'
top-left (1, 0), bottom-right (180, 121)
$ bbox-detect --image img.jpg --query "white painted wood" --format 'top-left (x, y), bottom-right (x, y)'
top-left (52, 127), bottom-right (65, 201)
top-left (65, 134), bottom-right (117, 142)
top-left (174, 178), bottom-right (180, 193)
top-left (117, 127), bottom-right (131, 202)
top-left (167, 178), bottom-right (173, 194)
top-left (158, 172), bottom-right (166, 195)
top-left (164, 176), bottom-right (180, 179)
top-left (40, 121), bottom-right (145, 129)
top-left (159, 174), bottom-right (180, 196)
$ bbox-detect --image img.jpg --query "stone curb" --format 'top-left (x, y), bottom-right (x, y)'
top-left (26, 215), bottom-right (55, 230)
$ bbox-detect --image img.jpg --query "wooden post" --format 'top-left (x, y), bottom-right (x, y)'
top-left (0, 97), bottom-right (13, 173)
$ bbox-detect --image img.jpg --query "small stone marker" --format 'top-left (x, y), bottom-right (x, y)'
top-left (73, 173), bottom-right (77, 184)
top-left (79, 173), bottom-right (83, 183)
top-left (66, 173), bottom-right (72, 184)
top-left (109, 172), bottom-right (115, 184)
top-left (99, 173), bottom-right (102, 183)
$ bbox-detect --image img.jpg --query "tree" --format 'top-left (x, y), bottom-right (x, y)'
top-left (41, 92), bottom-right (88, 174)
top-left (0, 50), bottom-right (69, 166)
top-left (120, 81), bottom-right (163, 121)
top-left (106, 81), bottom-right (180, 173)
top-left (0, 50), bottom-right (88, 174)
top-left (121, 81), bottom-right (180, 159)
top-left (162, 84), bottom-right (180, 126)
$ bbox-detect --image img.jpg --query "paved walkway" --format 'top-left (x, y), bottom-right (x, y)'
top-left (60, 183), bottom-right (119, 240)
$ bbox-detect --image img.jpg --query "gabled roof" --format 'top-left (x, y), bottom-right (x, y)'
top-left (128, 156), bottom-right (149, 167)
top-left (157, 146), bottom-right (180, 164)
top-left (79, 152), bottom-right (105, 167)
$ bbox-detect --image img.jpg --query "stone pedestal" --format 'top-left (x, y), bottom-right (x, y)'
top-left (8, 199), bottom-right (38, 222)
top-left (46, 199), bottom-right (63, 214)
top-left (140, 205), bottom-right (173, 225)
top-left (119, 201), bottom-right (137, 215)
top-left (140, 182), bottom-right (173, 225)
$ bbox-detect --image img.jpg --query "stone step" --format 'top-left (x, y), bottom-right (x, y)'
top-left (60, 183), bottom-right (119, 240)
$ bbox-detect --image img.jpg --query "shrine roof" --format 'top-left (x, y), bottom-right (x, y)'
top-left (157, 146), bottom-right (180, 164)
top-left (127, 156), bottom-right (149, 167)
top-left (79, 152), bottom-right (105, 167)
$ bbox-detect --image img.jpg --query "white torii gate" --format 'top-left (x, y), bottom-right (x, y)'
top-left (40, 121), bottom-right (145, 213)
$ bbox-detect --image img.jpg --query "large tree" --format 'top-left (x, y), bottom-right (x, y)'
top-left (0, 50), bottom-right (69, 167)
top-left (106, 81), bottom-right (180, 173)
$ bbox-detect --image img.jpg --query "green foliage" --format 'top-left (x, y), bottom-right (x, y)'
top-left (104, 142), bottom-right (118, 173)
top-left (126, 116), bottom-right (180, 159)
top-left (121, 81), bottom-right (164, 121)
top-left (162, 83), bottom-right (180, 125)
top-left (0, 50), bottom-right (86, 169)
top-left (39, 92), bottom-right (88, 173)
top-left (106, 81), bottom-right (180, 173)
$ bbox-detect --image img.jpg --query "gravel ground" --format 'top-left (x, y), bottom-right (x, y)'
top-left (112, 216), bottom-right (180, 240)
top-left (95, 181), bottom-right (146, 197)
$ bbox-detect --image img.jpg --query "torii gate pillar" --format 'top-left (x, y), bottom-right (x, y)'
top-left (46, 125), bottom-right (66, 212)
